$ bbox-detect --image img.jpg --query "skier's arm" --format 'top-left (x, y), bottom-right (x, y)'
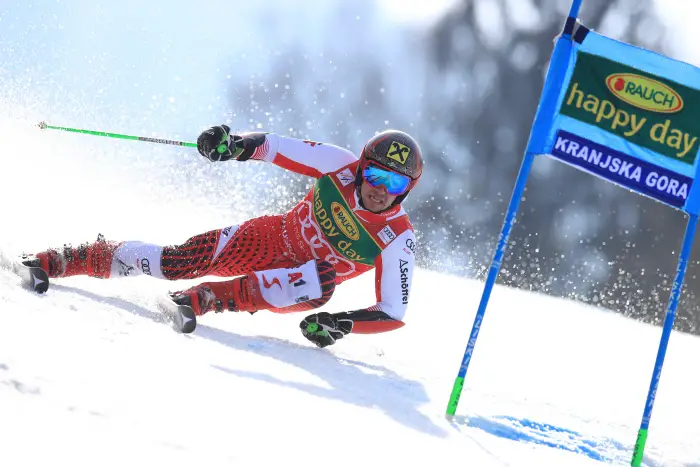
top-left (249, 133), bottom-right (358, 178)
top-left (348, 229), bottom-right (415, 334)
top-left (300, 230), bottom-right (415, 347)
top-left (197, 125), bottom-right (357, 178)
top-left (300, 308), bottom-right (402, 348)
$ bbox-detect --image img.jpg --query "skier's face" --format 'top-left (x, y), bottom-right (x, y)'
top-left (360, 180), bottom-right (397, 212)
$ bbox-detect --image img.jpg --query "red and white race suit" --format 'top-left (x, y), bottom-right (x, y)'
top-left (243, 133), bottom-right (417, 321)
top-left (109, 133), bottom-right (416, 324)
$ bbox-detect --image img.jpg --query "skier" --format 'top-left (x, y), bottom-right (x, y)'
top-left (24, 125), bottom-right (423, 348)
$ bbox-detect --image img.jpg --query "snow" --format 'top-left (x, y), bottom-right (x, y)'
top-left (2, 1), bottom-right (700, 465)
top-left (0, 119), bottom-right (699, 467)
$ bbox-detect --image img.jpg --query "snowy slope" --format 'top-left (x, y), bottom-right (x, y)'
top-left (0, 118), bottom-right (699, 467)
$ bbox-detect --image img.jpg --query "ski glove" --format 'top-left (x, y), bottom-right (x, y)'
top-left (197, 124), bottom-right (241, 162)
top-left (197, 125), bottom-right (268, 162)
top-left (300, 312), bottom-right (353, 348)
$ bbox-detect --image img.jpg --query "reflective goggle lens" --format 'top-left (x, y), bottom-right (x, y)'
top-left (362, 165), bottom-right (411, 195)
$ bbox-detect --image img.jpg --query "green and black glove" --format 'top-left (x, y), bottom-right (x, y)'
top-left (197, 124), bottom-right (270, 163)
top-left (197, 124), bottom-right (240, 162)
top-left (300, 312), bottom-right (354, 348)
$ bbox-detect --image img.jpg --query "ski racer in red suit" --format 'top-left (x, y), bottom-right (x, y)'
top-left (26, 125), bottom-right (423, 348)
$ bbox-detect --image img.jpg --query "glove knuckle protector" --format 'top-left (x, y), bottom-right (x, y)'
top-left (300, 312), bottom-right (353, 348)
top-left (197, 124), bottom-right (232, 161)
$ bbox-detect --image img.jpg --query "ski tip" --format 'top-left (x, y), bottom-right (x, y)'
top-left (32, 273), bottom-right (50, 294)
top-left (159, 295), bottom-right (197, 334)
top-left (15, 260), bottom-right (50, 294)
top-left (28, 266), bottom-right (49, 294)
top-left (178, 305), bottom-right (197, 334)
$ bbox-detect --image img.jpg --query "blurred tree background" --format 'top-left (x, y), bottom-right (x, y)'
top-left (219, 0), bottom-right (700, 334)
top-left (424, 0), bottom-right (700, 334)
top-left (425, 0), bottom-right (700, 335)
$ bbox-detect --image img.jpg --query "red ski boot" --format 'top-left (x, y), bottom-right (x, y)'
top-left (169, 276), bottom-right (261, 316)
top-left (33, 234), bottom-right (120, 279)
top-left (169, 284), bottom-right (219, 316)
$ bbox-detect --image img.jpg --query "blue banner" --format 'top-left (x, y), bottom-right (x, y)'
top-left (527, 28), bottom-right (700, 213)
top-left (550, 130), bottom-right (692, 208)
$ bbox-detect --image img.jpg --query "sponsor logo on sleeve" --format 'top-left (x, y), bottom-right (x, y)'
top-left (378, 226), bottom-right (396, 245)
top-left (399, 259), bottom-right (409, 304)
top-left (336, 168), bottom-right (355, 187)
top-left (405, 238), bottom-right (416, 254)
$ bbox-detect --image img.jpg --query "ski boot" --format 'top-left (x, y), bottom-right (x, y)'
top-left (33, 234), bottom-right (119, 279)
top-left (169, 281), bottom-right (237, 316)
top-left (162, 280), bottom-right (241, 334)
top-left (168, 274), bottom-right (265, 315)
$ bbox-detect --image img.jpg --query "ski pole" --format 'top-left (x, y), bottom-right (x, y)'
top-left (37, 121), bottom-right (198, 148)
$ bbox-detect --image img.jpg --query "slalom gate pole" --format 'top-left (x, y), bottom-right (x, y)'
top-left (631, 214), bottom-right (698, 466)
top-left (445, 0), bottom-right (583, 418)
top-left (568, 0), bottom-right (583, 18)
top-left (445, 151), bottom-right (536, 417)
top-left (37, 121), bottom-right (197, 148)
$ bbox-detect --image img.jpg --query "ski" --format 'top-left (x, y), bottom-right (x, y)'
top-left (158, 295), bottom-right (197, 334)
top-left (12, 254), bottom-right (196, 332)
top-left (15, 256), bottom-right (50, 294)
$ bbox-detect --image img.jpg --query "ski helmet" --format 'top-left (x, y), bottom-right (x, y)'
top-left (355, 130), bottom-right (423, 205)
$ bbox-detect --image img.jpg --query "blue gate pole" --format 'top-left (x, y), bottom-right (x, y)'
top-left (444, 151), bottom-right (535, 416)
top-left (568, 0), bottom-right (584, 18)
top-left (445, 0), bottom-right (584, 418)
top-left (631, 213), bottom-right (698, 466)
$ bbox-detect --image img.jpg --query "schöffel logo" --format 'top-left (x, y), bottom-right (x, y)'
top-left (606, 74), bottom-right (683, 113)
top-left (399, 259), bottom-right (409, 304)
top-left (331, 202), bottom-right (360, 241)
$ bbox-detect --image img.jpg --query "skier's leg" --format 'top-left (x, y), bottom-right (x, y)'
top-left (33, 234), bottom-right (121, 279)
top-left (30, 214), bottom-right (297, 280)
top-left (171, 258), bottom-right (337, 316)
top-left (160, 214), bottom-right (300, 280)
top-left (106, 214), bottom-right (293, 281)
top-left (31, 234), bottom-right (201, 280)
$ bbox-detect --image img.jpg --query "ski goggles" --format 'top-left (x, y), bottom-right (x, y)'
top-left (362, 164), bottom-right (411, 196)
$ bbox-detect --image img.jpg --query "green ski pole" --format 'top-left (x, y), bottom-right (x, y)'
top-left (37, 121), bottom-right (198, 148)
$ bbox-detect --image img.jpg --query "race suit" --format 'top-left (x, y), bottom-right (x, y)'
top-left (109, 133), bottom-right (417, 331)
